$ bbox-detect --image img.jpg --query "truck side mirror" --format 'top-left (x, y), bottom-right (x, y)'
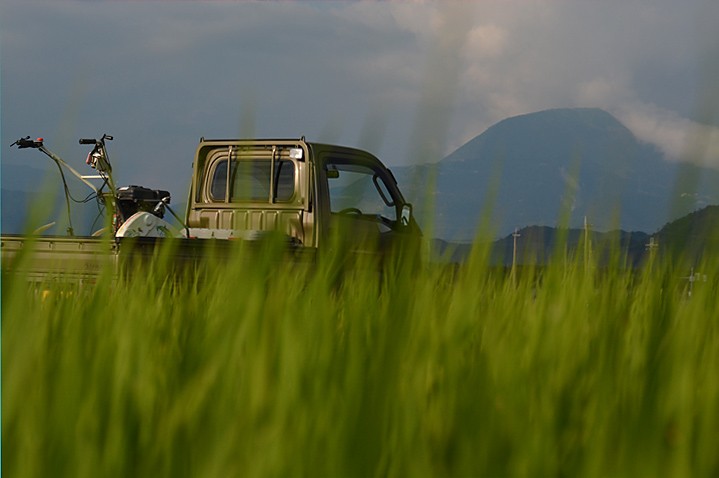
top-left (400, 203), bottom-right (412, 227)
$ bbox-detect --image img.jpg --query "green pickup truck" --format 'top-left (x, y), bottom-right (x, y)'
top-left (2, 136), bottom-right (421, 281)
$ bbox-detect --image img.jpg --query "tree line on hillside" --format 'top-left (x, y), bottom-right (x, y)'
top-left (432, 205), bottom-right (719, 268)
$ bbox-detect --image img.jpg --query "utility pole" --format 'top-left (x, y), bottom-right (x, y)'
top-left (684, 267), bottom-right (707, 298)
top-left (645, 236), bottom-right (658, 272)
top-left (688, 267), bottom-right (696, 297)
top-left (512, 228), bottom-right (520, 271)
top-left (583, 216), bottom-right (592, 270)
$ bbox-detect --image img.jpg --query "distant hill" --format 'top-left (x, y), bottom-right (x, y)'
top-left (432, 205), bottom-right (719, 267)
top-left (1, 163), bottom-right (106, 235)
top-left (395, 108), bottom-right (719, 241)
top-left (1, 158), bottom-right (204, 235)
top-left (654, 205), bottom-right (719, 265)
top-left (432, 226), bottom-right (650, 267)
top-left (2, 163), bottom-right (53, 233)
top-left (1, 188), bottom-right (38, 234)
top-left (490, 226), bottom-right (650, 267)
top-left (2, 163), bottom-right (55, 192)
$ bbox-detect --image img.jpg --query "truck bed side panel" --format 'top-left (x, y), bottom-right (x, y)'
top-left (1, 236), bottom-right (116, 282)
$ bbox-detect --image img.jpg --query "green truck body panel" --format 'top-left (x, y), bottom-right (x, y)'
top-left (2, 138), bottom-right (419, 280)
top-left (1, 235), bottom-right (117, 283)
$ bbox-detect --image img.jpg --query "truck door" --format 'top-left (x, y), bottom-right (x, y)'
top-left (317, 151), bottom-right (416, 253)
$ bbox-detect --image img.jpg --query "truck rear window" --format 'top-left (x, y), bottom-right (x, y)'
top-left (210, 159), bottom-right (295, 202)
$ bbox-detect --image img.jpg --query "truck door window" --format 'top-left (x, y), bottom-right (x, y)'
top-left (209, 157), bottom-right (295, 202)
top-left (326, 162), bottom-right (397, 223)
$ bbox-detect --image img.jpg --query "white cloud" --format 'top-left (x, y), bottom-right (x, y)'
top-left (615, 103), bottom-right (719, 168)
top-left (575, 78), bottom-right (632, 107)
top-left (465, 24), bottom-right (507, 60)
top-left (3, 0), bottom-right (718, 184)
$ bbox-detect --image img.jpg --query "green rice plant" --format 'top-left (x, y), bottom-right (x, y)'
top-left (3, 235), bottom-right (719, 477)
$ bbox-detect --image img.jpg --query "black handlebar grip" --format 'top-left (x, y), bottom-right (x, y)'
top-left (79, 138), bottom-right (96, 145)
top-left (12, 136), bottom-right (43, 149)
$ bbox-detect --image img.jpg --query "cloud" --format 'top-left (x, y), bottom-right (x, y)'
top-left (466, 24), bottom-right (507, 60)
top-left (3, 0), bottom-right (719, 203)
top-left (575, 78), bottom-right (633, 107)
top-left (441, 0), bottom-right (719, 161)
top-left (615, 103), bottom-right (719, 169)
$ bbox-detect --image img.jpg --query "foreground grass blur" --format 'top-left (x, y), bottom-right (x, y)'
top-left (3, 238), bottom-right (719, 477)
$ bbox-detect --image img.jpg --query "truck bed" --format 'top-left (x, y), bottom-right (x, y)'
top-left (1, 235), bottom-right (117, 283)
top-left (1, 234), bottom-right (317, 284)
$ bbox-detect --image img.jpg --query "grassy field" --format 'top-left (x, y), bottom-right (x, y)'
top-left (3, 237), bottom-right (719, 477)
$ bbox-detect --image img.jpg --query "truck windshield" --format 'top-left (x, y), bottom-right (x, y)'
top-left (210, 158), bottom-right (295, 202)
top-left (327, 162), bottom-right (397, 223)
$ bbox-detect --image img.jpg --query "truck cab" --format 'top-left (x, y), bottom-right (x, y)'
top-left (186, 138), bottom-right (420, 251)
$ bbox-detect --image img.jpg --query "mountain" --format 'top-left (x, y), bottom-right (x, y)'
top-left (1, 188), bottom-right (40, 234)
top-left (654, 205), bottom-right (719, 265)
top-left (2, 163), bottom-right (53, 233)
top-left (432, 205), bottom-right (719, 267)
top-left (395, 108), bottom-right (719, 241)
top-left (490, 226), bottom-right (650, 267)
top-left (1, 163), bottom-right (105, 235)
top-left (432, 226), bottom-right (650, 267)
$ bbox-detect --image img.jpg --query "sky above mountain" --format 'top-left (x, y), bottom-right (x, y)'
top-left (2, 0), bottom-right (719, 205)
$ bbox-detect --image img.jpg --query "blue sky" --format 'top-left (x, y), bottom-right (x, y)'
top-left (2, 0), bottom-right (719, 205)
